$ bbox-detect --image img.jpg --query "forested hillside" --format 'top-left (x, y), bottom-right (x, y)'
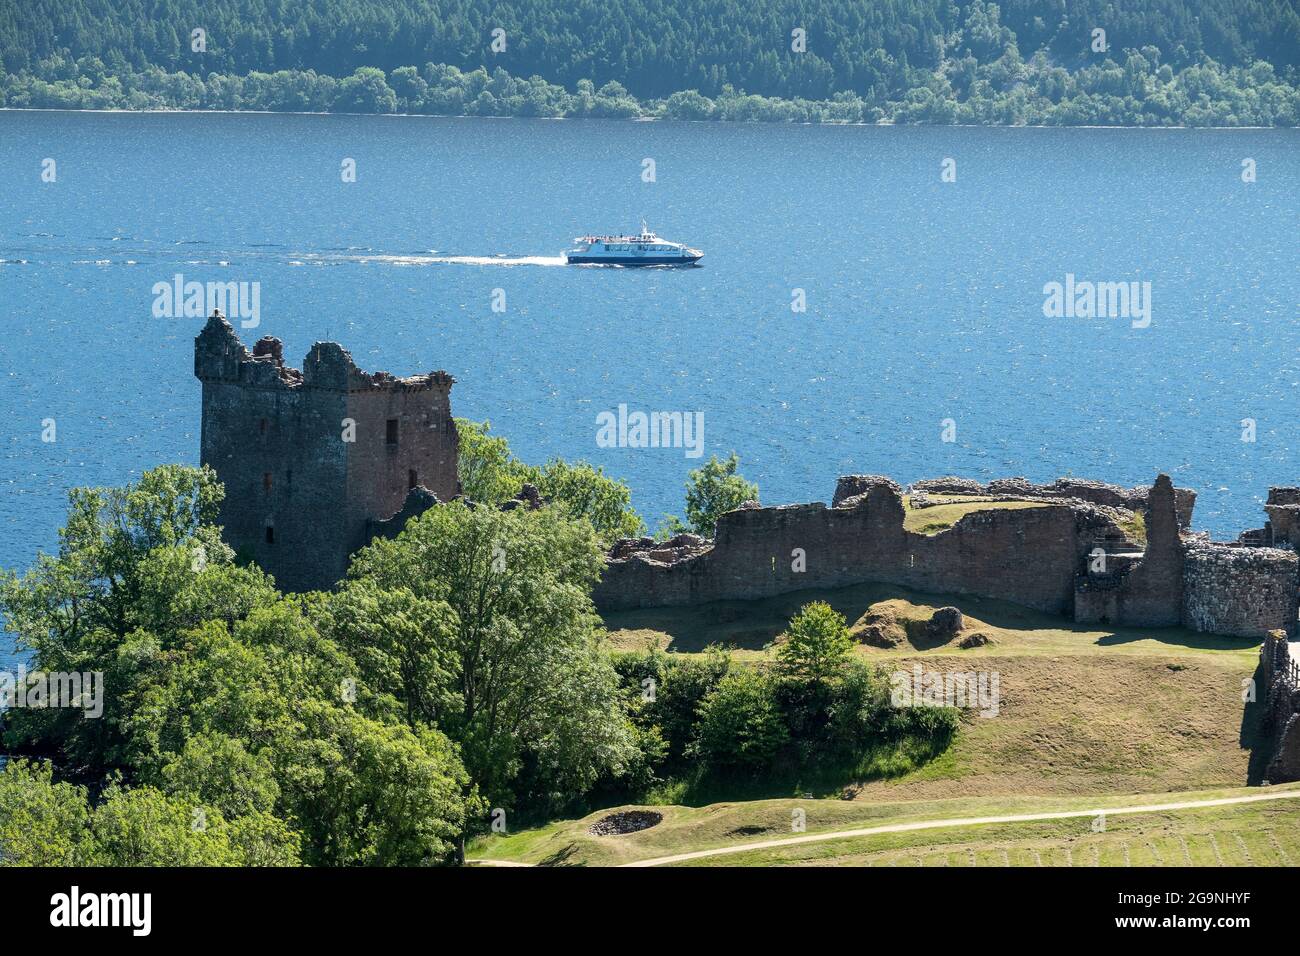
top-left (2, 0), bottom-right (1298, 123)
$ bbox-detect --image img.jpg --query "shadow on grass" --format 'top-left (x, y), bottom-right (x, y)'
top-left (649, 735), bottom-right (953, 808)
top-left (537, 843), bottom-right (583, 867)
top-left (1240, 658), bottom-right (1273, 786)
top-left (1094, 630), bottom-right (1259, 653)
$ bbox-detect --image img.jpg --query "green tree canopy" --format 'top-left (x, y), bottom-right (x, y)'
top-left (455, 418), bottom-right (644, 542)
top-left (774, 601), bottom-right (854, 686)
top-left (332, 499), bottom-right (637, 856)
top-left (0, 465), bottom-right (472, 866)
top-left (665, 452), bottom-right (759, 537)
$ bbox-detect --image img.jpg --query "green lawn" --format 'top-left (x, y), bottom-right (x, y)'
top-left (902, 494), bottom-right (1049, 534)
top-left (469, 784), bottom-right (1300, 867)
top-left (603, 585), bottom-right (1266, 802)
top-left (671, 798), bottom-right (1300, 867)
top-left (567, 576), bottom-right (1277, 867)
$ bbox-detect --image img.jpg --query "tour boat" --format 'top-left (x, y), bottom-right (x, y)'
top-left (566, 221), bottom-right (702, 266)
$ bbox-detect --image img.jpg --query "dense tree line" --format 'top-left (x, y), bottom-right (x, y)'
top-left (3, 0), bottom-right (1297, 98)
top-left (4, 51), bottom-right (1297, 126)
top-left (1, 1), bottom-right (1297, 124)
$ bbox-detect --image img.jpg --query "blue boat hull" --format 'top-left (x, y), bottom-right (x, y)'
top-left (566, 255), bottom-right (702, 266)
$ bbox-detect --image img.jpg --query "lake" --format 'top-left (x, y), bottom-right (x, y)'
top-left (1, 111), bottom-right (1297, 665)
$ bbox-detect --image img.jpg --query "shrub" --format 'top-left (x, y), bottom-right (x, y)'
top-left (694, 667), bottom-right (788, 772)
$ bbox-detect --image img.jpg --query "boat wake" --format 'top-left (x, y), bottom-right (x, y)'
top-left (0, 240), bottom-right (570, 269)
top-left (297, 252), bottom-right (569, 267)
top-left (422, 254), bottom-right (567, 267)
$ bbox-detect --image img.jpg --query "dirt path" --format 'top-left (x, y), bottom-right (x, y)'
top-left (468, 788), bottom-right (1300, 867)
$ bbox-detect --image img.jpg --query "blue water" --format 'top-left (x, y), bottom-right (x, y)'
top-left (1, 111), bottom-right (1298, 665)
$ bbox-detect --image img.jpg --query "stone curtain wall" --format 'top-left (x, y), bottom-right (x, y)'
top-left (195, 314), bottom-right (459, 592)
top-left (594, 479), bottom-right (1108, 615)
top-left (596, 472), bottom-right (1299, 640)
top-left (1184, 548), bottom-right (1300, 639)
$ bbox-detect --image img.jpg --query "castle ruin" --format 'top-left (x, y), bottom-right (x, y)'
top-left (195, 313), bottom-right (460, 591)
top-left (193, 320), bottom-right (1300, 646)
top-left (594, 473), bottom-right (1300, 640)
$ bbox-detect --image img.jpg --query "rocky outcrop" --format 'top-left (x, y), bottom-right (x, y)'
top-left (832, 475), bottom-right (904, 508)
top-left (925, 607), bottom-right (964, 643)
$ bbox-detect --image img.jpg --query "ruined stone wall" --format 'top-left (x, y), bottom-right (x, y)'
top-left (1263, 487), bottom-right (1300, 546)
top-left (1183, 547), bottom-right (1299, 639)
top-left (595, 482), bottom-right (1097, 616)
top-left (195, 314), bottom-right (458, 591)
top-left (599, 472), bottom-right (1296, 640)
top-left (1101, 474), bottom-right (1184, 627)
top-left (341, 367), bottom-right (460, 536)
top-left (1259, 632), bottom-right (1300, 783)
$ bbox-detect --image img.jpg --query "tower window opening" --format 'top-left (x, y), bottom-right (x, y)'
top-left (259, 417), bottom-right (268, 434)
top-left (263, 472), bottom-right (272, 492)
top-left (265, 525), bottom-right (275, 545)
top-left (386, 418), bottom-right (399, 445)
top-left (408, 469), bottom-right (418, 490)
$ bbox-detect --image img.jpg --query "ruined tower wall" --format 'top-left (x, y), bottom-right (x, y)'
top-left (195, 315), bottom-right (459, 592)
top-left (344, 380), bottom-right (459, 529)
top-left (1098, 473), bottom-right (1185, 627)
top-left (198, 376), bottom-right (353, 591)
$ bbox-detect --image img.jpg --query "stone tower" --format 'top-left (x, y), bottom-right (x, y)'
top-left (194, 312), bottom-right (459, 591)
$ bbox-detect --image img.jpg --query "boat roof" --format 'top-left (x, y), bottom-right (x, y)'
top-left (574, 232), bottom-right (674, 243)
top-left (575, 219), bottom-right (673, 243)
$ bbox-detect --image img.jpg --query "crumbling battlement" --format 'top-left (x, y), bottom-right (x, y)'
top-left (195, 312), bottom-right (460, 592)
top-left (1255, 487), bottom-right (1300, 548)
top-left (910, 475), bottom-right (1196, 530)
